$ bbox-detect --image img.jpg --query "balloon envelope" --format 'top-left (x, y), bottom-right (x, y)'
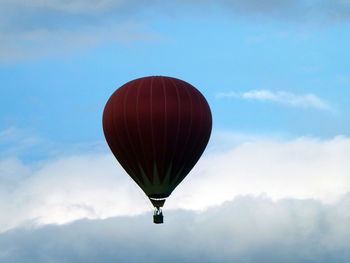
top-left (103, 76), bottom-right (212, 203)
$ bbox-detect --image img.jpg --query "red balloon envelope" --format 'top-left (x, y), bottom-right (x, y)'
top-left (102, 76), bottom-right (212, 223)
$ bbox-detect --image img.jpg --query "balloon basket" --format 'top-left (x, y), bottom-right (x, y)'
top-left (153, 208), bottom-right (163, 224)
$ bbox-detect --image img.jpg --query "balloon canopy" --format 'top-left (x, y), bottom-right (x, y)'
top-left (103, 76), bottom-right (212, 223)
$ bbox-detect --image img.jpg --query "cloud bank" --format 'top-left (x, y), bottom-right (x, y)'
top-left (0, 195), bottom-right (350, 262)
top-left (216, 90), bottom-right (332, 111)
top-left (1, 133), bottom-right (350, 232)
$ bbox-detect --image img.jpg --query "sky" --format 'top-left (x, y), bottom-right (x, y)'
top-left (1, 0), bottom-right (350, 262)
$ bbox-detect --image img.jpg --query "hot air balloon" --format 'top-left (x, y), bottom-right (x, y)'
top-left (102, 76), bottom-right (212, 224)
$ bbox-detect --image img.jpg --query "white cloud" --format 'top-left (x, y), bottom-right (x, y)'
top-left (173, 135), bottom-right (350, 210)
top-left (1, 134), bottom-right (350, 232)
top-left (217, 90), bottom-right (333, 111)
top-left (0, 154), bottom-right (151, 232)
top-left (0, 127), bottom-right (45, 159)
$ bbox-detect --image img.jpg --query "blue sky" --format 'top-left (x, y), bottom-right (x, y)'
top-left (2, 1), bottom-right (350, 149)
top-left (1, 1), bottom-right (350, 262)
